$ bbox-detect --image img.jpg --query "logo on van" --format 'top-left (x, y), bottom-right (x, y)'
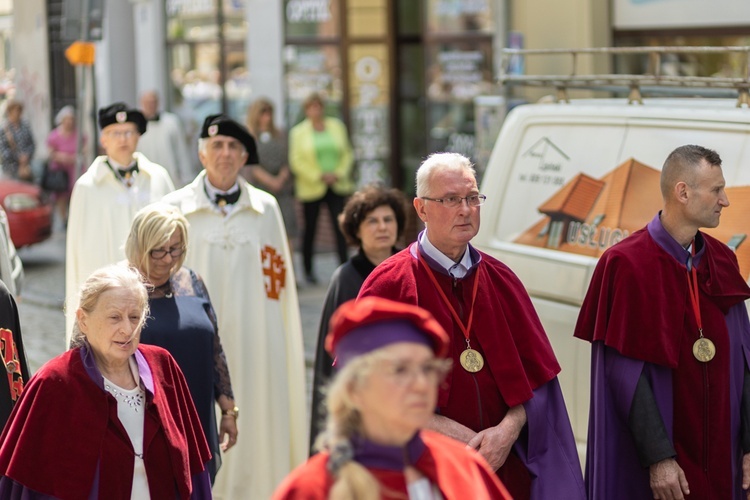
top-left (522, 137), bottom-right (570, 172)
top-left (514, 157), bottom-right (750, 279)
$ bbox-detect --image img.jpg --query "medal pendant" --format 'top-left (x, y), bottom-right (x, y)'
top-left (459, 348), bottom-right (484, 373)
top-left (218, 199), bottom-right (227, 208)
top-left (692, 337), bottom-right (716, 363)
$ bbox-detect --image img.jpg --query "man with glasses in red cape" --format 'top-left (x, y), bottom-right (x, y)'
top-left (359, 152), bottom-right (585, 500)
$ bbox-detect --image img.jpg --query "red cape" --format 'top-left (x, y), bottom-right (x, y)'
top-left (272, 430), bottom-right (511, 500)
top-left (359, 245), bottom-right (559, 409)
top-left (574, 228), bottom-right (750, 367)
top-left (0, 344), bottom-right (210, 499)
top-left (359, 245), bottom-right (576, 499)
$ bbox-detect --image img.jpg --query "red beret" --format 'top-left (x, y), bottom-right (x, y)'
top-left (326, 297), bottom-right (449, 367)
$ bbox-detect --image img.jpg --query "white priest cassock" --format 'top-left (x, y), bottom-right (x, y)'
top-left (65, 153), bottom-right (175, 344)
top-left (162, 171), bottom-right (307, 499)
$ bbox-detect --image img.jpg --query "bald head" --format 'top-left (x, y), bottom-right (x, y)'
top-left (660, 145), bottom-right (722, 201)
top-left (139, 90), bottom-right (160, 120)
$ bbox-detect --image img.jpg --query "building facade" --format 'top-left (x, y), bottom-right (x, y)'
top-left (13, 0), bottom-right (750, 188)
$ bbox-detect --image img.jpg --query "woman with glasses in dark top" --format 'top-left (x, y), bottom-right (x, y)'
top-left (124, 201), bottom-right (238, 484)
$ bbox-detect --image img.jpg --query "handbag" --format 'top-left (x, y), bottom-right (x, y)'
top-left (41, 163), bottom-right (69, 192)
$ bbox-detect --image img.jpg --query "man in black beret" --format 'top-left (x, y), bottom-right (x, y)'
top-left (162, 114), bottom-right (306, 498)
top-left (64, 102), bottom-right (175, 342)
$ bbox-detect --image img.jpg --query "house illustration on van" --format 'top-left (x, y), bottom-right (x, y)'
top-left (514, 157), bottom-right (750, 279)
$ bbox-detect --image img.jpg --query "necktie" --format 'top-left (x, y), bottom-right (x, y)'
top-left (117, 165), bottom-right (139, 180)
top-left (215, 190), bottom-right (241, 207)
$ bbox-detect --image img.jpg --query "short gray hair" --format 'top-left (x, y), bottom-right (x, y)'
top-left (415, 152), bottom-right (476, 197)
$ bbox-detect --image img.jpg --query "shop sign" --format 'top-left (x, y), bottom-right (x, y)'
top-left (286, 0), bottom-right (331, 23)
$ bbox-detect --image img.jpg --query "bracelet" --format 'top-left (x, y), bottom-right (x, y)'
top-left (222, 406), bottom-right (239, 419)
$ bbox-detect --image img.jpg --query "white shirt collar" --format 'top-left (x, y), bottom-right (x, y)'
top-left (419, 231), bottom-right (473, 279)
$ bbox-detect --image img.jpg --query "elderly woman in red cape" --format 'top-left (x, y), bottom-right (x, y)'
top-left (0, 264), bottom-right (211, 498)
top-left (274, 297), bottom-right (511, 500)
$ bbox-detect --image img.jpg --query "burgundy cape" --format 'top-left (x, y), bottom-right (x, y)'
top-left (0, 344), bottom-right (212, 499)
top-left (575, 219), bottom-right (750, 499)
top-left (359, 243), bottom-right (585, 500)
top-left (272, 430), bottom-right (511, 500)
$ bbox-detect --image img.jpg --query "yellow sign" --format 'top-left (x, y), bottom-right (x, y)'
top-left (65, 42), bottom-right (96, 66)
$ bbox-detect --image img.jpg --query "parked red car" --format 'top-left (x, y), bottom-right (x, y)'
top-left (0, 179), bottom-right (53, 248)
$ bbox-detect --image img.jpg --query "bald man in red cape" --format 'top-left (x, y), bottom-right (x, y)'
top-left (359, 153), bottom-right (585, 500)
top-left (575, 145), bottom-right (750, 500)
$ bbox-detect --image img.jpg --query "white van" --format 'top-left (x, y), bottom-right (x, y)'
top-left (473, 49), bottom-right (750, 458)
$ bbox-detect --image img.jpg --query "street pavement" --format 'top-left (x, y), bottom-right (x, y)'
top-left (16, 227), bottom-right (342, 415)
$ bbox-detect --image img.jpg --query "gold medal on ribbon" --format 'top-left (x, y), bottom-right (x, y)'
top-left (692, 337), bottom-right (716, 363)
top-left (218, 199), bottom-right (227, 208)
top-left (460, 348), bottom-right (484, 373)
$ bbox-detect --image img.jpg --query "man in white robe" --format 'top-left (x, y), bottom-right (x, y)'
top-left (138, 90), bottom-right (195, 186)
top-left (65, 103), bottom-right (174, 344)
top-left (162, 114), bottom-right (307, 499)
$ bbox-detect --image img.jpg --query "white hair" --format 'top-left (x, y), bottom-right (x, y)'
top-left (415, 152), bottom-right (476, 197)
top-left (55, 105), bottom-right (76, 126)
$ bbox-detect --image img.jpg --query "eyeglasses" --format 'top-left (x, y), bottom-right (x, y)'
top-left (106, 130), bottom-right (138, 140)
top-left (381, 358), bottom-right (450, 387)
top-left (149, 246), bottom-right (185, 260)
top-left (421, 194), bottom-right (487, 208)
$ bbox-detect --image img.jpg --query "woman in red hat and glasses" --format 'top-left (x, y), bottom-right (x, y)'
top-left (273, 297), bottom-right (511, 500)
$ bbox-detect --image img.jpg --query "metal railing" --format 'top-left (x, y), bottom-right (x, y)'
top-left (499, 46), bottom-right (750, 106)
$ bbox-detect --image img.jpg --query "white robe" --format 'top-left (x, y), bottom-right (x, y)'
top-left (162, 171), bottom-right (307, 499)
top-left (137, 112), bottom-right (195, 186)
top-left (65, 153), bottom-right (175, 344)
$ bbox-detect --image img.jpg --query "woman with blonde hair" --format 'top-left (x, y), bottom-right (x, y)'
top-left (244, 97), bottom-right (297, 245)
top-left (274, 297), bottom-right (511, 500)
top-left (125, 202), bottom-right (237, 484)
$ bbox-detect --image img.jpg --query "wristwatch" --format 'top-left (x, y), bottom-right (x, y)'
top-left (222, 406), bottom-right (239, 419)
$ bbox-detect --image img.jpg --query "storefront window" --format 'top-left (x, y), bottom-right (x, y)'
top-left (426, 0), bottom-right (494, 34)
top-left (284, 44), bottom-right (343, 126)
top-left (284, 0), bottom-right (340, 39)
top-left (166, 0), bottom-right (248, 148)
top-left (425, 41), bottom-right (493, 158)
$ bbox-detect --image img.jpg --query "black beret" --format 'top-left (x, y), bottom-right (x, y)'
top-left (200, 114), bottom-right (259, 165)
top-left (98, 102), bottom-right (147, 135)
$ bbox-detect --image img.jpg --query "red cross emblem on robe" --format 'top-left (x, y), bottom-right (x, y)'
top-left (0, 328), bottom-right (23, 402)
top-left (261, 245), bottom-right (286, 300)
